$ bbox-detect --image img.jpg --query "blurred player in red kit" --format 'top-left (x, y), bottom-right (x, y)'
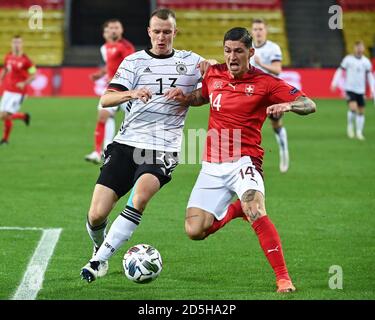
top-left (165, 27), bottom-right (316, 293)
top-left (85, 19), bottom-right (135, 163)
top-left (0, 35), bottom-right (36, 145)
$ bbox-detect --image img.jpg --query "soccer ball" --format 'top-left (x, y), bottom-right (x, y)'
top-left (123, 244), bottom-right (163, 283)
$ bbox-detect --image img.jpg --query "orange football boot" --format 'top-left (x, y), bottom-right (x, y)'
top-left (276, 279), bottom-right (296, 293)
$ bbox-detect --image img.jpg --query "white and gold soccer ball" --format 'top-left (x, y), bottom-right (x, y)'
top-left (123, 244), bottom-right (163, 283)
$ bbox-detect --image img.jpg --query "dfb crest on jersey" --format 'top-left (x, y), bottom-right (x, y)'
top-left (176, 62), bottom-right (187, 75)
top-left (245, 84), bottom-right (255, 95)
top-left (114, 71), bottom-right (120, 79)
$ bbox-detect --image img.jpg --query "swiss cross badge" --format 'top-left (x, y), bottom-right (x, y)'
top-left (214, 81), bottom-right (223, 89)
top-left (245, 84), bottom-right (254, 95)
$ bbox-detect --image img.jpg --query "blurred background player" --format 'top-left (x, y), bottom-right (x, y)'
top-left (250, 18), bottom-right (289, 173)
top-left (0, 35), bottom-right (35, 145)
top-left (331, 40), bottom-right (375, 140)
top-left (85, 19), bottom-right (135, 163)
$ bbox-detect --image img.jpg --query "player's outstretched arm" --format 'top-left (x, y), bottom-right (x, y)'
top-left (198, 59), bottom-right (218, 77)
top-left (164, 88), bottom-right (209, 107)
top-left (100, 87), bottom-right (153, 107)
top-left (267, 96), bottom-right (316, 118)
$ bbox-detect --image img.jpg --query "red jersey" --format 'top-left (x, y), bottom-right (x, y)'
top-left (2, 53), bottom-right (34, 94)
top-left (101, 38), bottom-right (135, 79)
top-left (201, 64), bottom-right (304, 166)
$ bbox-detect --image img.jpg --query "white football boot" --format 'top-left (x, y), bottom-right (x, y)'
top-left (92, 246), bottom-right (109, 277)
top-left (356, 131), bottom-right (365, 141)
top-left (84, 151), bottom-right (101, 164)
top-left (347, 126), bottom-right (355, 139)
top-left (80, 259), bottom-right (108, 283)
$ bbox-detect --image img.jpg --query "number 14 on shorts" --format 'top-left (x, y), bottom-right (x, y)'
top-left (239, 166), bottom-right (256, 181)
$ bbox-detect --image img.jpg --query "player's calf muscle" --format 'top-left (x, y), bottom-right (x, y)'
top-left (241, 190), bottom-right (267, 223)
top-left (185, 208), bottom-right (212, 240)
top-left (88, 185), bottom-right (117, 226)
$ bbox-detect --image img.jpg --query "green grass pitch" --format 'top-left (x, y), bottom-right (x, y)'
top-left (0, 97), bottom-right (374, 300)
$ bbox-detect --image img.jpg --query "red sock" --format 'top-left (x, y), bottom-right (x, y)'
top-left (11, 112), bottom-right (26, 120)
top-left (205, 199), bottom-right (244, 237)
top-left (94, 121), bottom-right (105, 154)
top-left (252, 215), bottom-right (290, 281)
top-left (3, 119), bottom-right (13, 141)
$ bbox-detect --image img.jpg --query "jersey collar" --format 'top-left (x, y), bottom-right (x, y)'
top-left (225, 65), bottom-right (256, 80)
top-left (253, 40), bottom-right (267, 49)
top-left (145, 48), bottom-right (175, 59)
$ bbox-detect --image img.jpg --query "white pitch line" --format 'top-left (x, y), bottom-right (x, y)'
top-left (11, 228), bottom-right (62, 300)
top-left (0, 227), bottom-right (45, 231)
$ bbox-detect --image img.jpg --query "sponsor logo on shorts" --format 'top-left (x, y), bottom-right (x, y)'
top-left (289, 87), bottom-right (299, 95)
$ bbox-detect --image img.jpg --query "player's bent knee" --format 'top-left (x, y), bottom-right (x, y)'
top-left (0, 113), bottom-right (9, 120)
top-left (88, 207), bottom-right (107, 226)
top-left (185, 208), bottom-right (210, 240)
top-left (185, 223), bottom-right (206, 240)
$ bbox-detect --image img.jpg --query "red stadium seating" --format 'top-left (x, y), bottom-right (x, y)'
top-left (337, 0), bottom-right (375, 10)
top-left (0, 0), bottom-right (64, 10)
top-left (157, 0), bottom-right (290, 65)
top-left (336, 0), bottom-right (375, 57)
top-left (0, 0), bottom-right (65, 65)
top-left (157, 0), bottom-right (281, 9)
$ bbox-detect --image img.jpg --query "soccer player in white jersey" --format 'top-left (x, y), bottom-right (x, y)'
top-left (80, 8), bottom-right (207, 282)
top-left (250, 18), bottom-right (289, 173)
top-left (331, 41), bottom-right (375, 140)
top-left (85, 19), bottom-right (135, 164)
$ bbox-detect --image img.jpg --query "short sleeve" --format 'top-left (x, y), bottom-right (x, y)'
top-left (107, 58), bottom-right (134, 91)
top-left (122, 42), bottom-right (135, 59)
top-left (270, 44), bottom-right (282, 62)
top-left (201, 78), bottom-right (209, 99)
top-left (200, 66), bottom-right (211, 99)
top-left (340, 56), bottom-right (349, 70)
top-left (24, 56), bottom-right (33, 69)
top-left (268, 77), bottom-right (305, 104)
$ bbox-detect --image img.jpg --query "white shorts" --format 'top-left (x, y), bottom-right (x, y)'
top-left (0, 91), bottom-right (24, 114)
top-left (187, 156), bottom-right (265, 220)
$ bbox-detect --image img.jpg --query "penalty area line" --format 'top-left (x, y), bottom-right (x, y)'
top-left (3, 227), bottom-right (63, 300)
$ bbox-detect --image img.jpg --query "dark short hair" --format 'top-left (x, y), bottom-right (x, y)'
top-left (13, 35), bottom-right (22, 39)
top-left (354, 40), bottom-right (364, 46)
top-left (252, 18), bottom-right (267, 25)
top-left (150, 8), bottom-right (176, 22)
top-left (223, 27), bottom-right (253, 48)
top-left (103, 19), bottom-right (123, 30)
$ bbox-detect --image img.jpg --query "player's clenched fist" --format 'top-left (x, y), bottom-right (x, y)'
top-left (164, 88), bottom-right (185, 102)
top-left (266, 102), bottom-right (291, 118)
top-left (131, 87), bottom-right (153, 103)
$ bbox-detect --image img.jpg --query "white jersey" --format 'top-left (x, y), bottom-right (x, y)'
top-left (109, 49), bottom-right (204, 152)
top-left (340, 54), bottom-right (372, 94)
top-left (250, 40), bottom-right (282, 76)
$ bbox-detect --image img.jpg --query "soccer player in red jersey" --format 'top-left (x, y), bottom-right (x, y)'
top-left (0, 35), bottom-right (36, 145)
top-left (165, 27), bottom-right (316, 293)
top-left (85, 19), bottom-right (135, 163)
